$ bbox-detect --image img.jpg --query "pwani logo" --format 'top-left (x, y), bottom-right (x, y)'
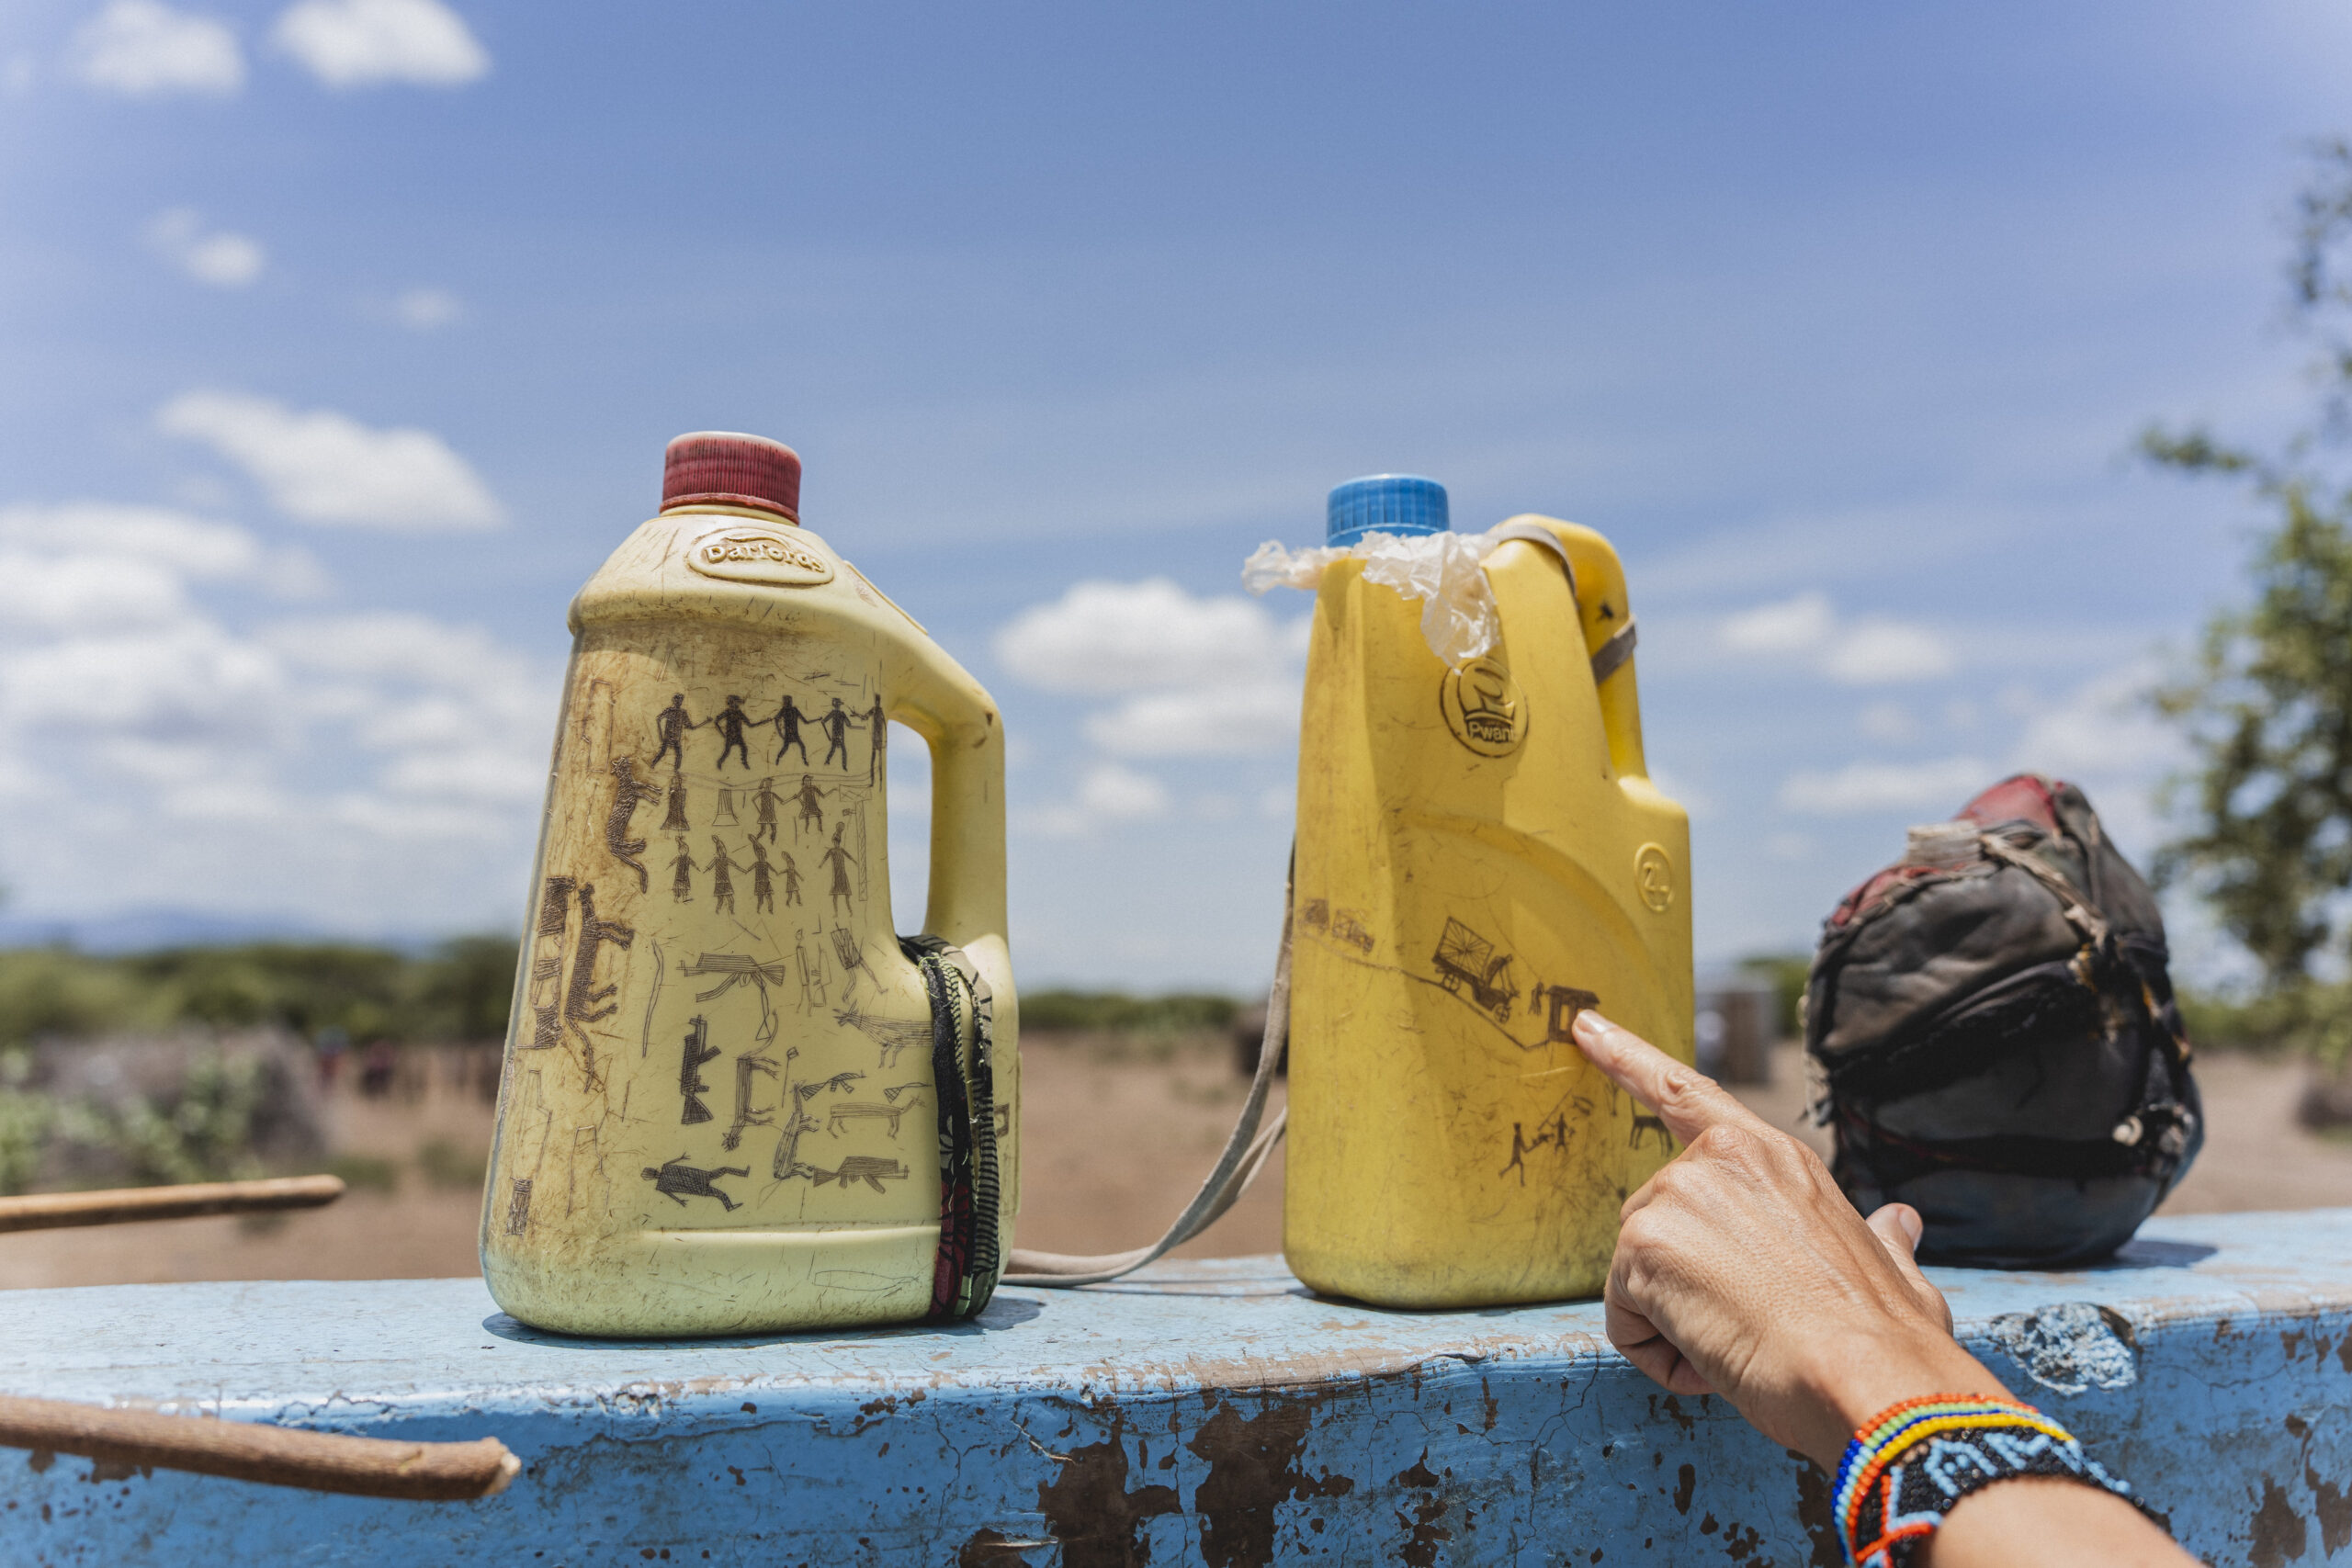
top-left (687, 527), bottom-right (834, 588)
top-left (1440, 655), bottom-right (1526, 758)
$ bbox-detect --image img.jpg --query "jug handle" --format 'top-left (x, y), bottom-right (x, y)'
top-left (1491, 514), bottom-right (1652, 784)
top-left (887, 667), bottom-right (1012, 1004)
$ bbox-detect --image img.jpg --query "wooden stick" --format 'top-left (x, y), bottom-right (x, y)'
top-left (0, 1174), bottom-right (346, 1234)
top-left (0, 1395), bottom-right (518, 1500)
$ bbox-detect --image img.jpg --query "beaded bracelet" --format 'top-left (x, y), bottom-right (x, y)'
top-left (1831, 1393), bottom-right (2146, 1567)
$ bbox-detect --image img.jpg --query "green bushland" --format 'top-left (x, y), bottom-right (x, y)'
top-left (0, 937), bottom-right (516, 1050)
top-left (1019, 989), bottom-right (1239, 1033)
top-left (0, 937), bottom-right (514, 1195)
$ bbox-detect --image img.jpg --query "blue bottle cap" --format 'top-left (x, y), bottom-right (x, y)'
top-left (1326, 474), bottom-right (1449, 547)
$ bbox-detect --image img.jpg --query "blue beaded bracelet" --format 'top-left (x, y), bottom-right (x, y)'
top-left (1832, 1394), bottom-right (2148, 1567)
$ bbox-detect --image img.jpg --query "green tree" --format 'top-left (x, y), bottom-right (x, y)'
top-left (2147, 141), bottom-right (2352, 1050)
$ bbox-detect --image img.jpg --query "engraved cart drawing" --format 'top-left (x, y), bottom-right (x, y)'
top-left (1432, 916), bottom-right (1519, 1022)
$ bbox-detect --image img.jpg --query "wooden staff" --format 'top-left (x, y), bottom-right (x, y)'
top-left (0, 1174), bottom-right (346, 1234)
top-left (0, 1396), bottom-right (518, 1500)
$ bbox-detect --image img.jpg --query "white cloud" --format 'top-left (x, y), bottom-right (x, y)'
top-left (1078, 762), bottom-right (1169, 819)
top-left (1820, 619), bottom-right (1955, 684)
top-left (157, 390), bottom-right (504, 529)
top-left (1778, 756), bottom-right (1994, 816)
top-left (1084, 681), bottom-right (1299, 758)
top-left (146, 209), bottom-right (264, 288)
top-left (1716, 591), bottom-right (1953, 687)
top-left (995, 578), bottom-right (1299, 695)
top-left (271, 0), bottom-right (488, 87)
top-left (393, 287), bottom-right (462, 329)
top-left (997, 577), bottom-right (1307, 760)
top-left (0, 502), bottom-right (328, 600)
top-left (2008, 664), bottom-right (2174, 779)
top-left (74, 0), bottom-right (243, 97)
top-left (1026, 762), bottom-right (1172, 838)
top-left (0, 502), bottom-right (557, 928)
top-left (1721, 591), bottom-right (1834, 655)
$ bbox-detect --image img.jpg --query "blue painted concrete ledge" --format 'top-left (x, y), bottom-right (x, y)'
top-left (3, 1209), bottom-right (2349, 1565)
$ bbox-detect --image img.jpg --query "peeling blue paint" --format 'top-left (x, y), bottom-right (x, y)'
top-left (1984, 1301), bottom-right (2139, 1394)
top-left (0, 1211), bottom-right (2346, 1564)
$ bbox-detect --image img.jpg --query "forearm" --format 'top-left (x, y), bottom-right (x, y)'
top-left (1789, 1328), bottom-right (2011, 1470)
top-left (1924, 1478), bottom-right (2193, 1568)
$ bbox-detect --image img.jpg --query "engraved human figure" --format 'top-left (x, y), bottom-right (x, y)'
top-left (863, 694), bottom-right (887, 784)
top-left (604, 758), bottom-right (662, 893)
top-left (1500, 1122), bottom-right (1532, 1185)
top-left (747, 841), bottom-right (781, 913)
top-left (642, 1155), bottom-right (748, 1211)
top-left (752, 776), bottom-right (783, 842)
top-left (707, 836), bottom-right (744, 914)
top-left (819, 822), bottom-right (857, 916)
top-left (792, 773), bottom-right (830, 836)
top-left (661, 769), bottom-right (690, 832)
top-left (651, 694), bottom-right (696, 771)
top-left (712, 694), bottom-right (757, 770)
top-left (669, 835), bottom-right (699, 903)
top-left (819, 697), bottom-right (854, 770)
top-left (770, 695), bottom-right (810, 765)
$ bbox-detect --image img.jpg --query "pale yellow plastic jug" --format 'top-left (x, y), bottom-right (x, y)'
top-left (1282, 477), bottom-right (1691, 1308)
top-left (480, 433), bottom-right (1016, 1337)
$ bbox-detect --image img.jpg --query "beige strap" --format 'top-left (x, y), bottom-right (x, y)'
top-left (1484, 525), bottom-right (1639, 685)
top-left (1002, 869), bottom-right (1295, 1288)
top-left (1588, 617), bottom-right (1639, 685)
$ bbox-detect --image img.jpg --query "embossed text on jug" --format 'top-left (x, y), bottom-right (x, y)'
top-left (687, 525), bottom-right (835, 588)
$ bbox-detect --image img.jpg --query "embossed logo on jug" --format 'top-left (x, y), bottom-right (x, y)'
top-left (1635, 843), bottom-right (1674, 913)
top-left (1440, 655), bottom-right (1525, 758)
top-left (687, 526), bottom-right (835, 588)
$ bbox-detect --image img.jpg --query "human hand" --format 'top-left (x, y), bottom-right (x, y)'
top-left (1570, 1009), bottom-right (2008, 1469)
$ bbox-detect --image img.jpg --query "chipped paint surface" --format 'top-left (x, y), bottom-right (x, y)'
top-left (3, 1210), bottom-right (2351, 1563)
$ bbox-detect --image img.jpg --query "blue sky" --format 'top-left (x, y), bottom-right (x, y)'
top-left (0, 1), bottom-right (2346, 987)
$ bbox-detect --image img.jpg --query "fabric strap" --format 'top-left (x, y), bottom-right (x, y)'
top-left (902, 934), bottom-right (1002, 1321)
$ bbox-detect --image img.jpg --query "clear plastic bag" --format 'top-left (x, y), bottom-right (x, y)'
top-left (1243, 526), bottom-right (1511, 667)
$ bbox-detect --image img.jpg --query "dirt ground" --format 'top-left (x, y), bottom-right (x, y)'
top-left (1, 1036), bottom-right (2342, 1290)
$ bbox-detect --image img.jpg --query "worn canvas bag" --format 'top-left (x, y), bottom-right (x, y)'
top-left (1804, 774), bottom-right (2202, 1267)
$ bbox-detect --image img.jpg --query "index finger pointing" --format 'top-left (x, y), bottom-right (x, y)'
top-left (1569, 1010), bottom-right (1774, 1146)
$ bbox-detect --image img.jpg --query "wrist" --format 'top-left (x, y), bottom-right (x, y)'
top-left (1791, 1329), bottom-right (2011, 1470)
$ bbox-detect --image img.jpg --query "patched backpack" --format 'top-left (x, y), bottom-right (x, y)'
top-left (1804, 773), bottom-right (2202, 1267)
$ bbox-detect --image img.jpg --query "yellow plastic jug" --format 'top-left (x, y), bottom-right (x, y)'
top-left (1280, 476), bottom-right (1691, 1308)
top-left (479, 433), bottom-right (1016, 1337)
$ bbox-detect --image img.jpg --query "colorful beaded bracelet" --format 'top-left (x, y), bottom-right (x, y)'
top-left (1831, 1393), bottom-right (2146, 1567)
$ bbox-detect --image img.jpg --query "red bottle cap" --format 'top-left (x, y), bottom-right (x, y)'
top-left (660, 432), bottom-right (802, 521)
